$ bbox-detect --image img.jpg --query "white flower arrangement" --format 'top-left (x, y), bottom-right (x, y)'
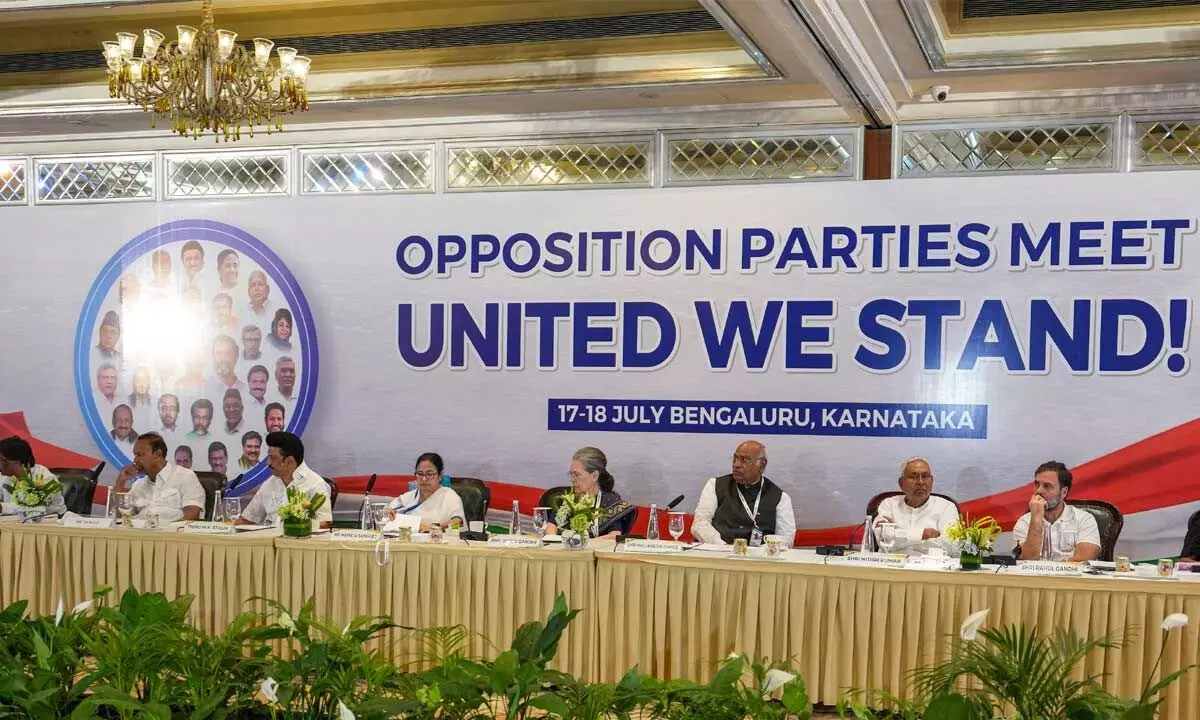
top-left (3, 466), bottom-right (62, 510)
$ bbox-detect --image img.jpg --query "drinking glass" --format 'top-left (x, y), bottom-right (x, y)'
top-left (532, 507), bottom-right (550, 537)
top-left (877, 523), bottom-right (897, 553)
top-left (372, 502), bottom-right (391, 529)
top-left (115, 492), bottom-right (134, 527)
top-left (223, 497), bottom-right (241, 524)
top-left (1059, 530), bottom-right (1077, 558)
top-left (668, 512), bottom-right (685, 542)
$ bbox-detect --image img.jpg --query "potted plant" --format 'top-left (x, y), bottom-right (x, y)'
top-left (277, 486), bottom-right (326, 538)
top-left (2, 466), bottom-right (63, 520)
top-left (944, 514), bottom-right (1000, 570)
top-left (554, 493), bottom-right (608, 550)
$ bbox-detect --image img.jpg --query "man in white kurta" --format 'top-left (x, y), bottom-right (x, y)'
top-left (874, 458), bottom-right (960, 555)
top-left (1013, 461), bottom-right (1101, 562)
top-left (236, 431), bottom-right (332, 529)
top-left (115, 433), bottom-right (206, 522)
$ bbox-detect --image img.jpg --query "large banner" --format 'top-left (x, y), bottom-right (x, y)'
top-left (1, 171), bottom-right (1197, 557)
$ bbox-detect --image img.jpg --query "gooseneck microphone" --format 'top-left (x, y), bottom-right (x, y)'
top-left (666, 495), bottom-right (686, 510)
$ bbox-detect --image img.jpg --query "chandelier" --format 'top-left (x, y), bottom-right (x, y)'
top-left (101, 0), bottom-right (312, 142)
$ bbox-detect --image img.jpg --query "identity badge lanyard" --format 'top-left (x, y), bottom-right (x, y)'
top-left (737, 486), bottom-right (765, 546)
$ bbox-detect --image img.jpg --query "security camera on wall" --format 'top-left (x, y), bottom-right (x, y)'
top-left (932, 85), bottom-right (951, 103)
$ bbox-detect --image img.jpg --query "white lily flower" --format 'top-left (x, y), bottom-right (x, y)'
top-left (1162, 613), bottom-right (1189, 631)
top-left (277, 611), bottom-right (296, 634)
top-left (726, 651), bottom-right (740, 660)
top-left (54, 597), bottom-right (64, 626)
top-left (259, 677), bottom-right (278, 704)
top-left (72, 600), bottom-right (93, 616)
top-left (337, 700), bottom-right (356, 720)
top-left (960, 608), bottom-right (990, 641)
top-left (763, 668), bottom-right (797, 694)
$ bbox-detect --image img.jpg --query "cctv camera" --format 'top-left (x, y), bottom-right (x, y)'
top-left (932, 85), bottom-right (950, 103)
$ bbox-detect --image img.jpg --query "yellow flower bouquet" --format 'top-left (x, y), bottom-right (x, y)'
top-left (944, 514), bottom-right (1001, 570)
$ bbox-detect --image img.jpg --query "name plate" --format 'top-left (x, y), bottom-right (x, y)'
top-left (330, 530), bottom-right (382, 542)
top-left (1015, 561), bottom-right (1083, 575)
top-left (622, 539), bottom-right (684, 554)
top-left (487, 536), bottom-right (543, 549)
top-left (840, 552), bottom-right (907, 568)
top-left (180, 522), bottom-right (238, 535)
top-left (62, 516), bottom-right (114, 529)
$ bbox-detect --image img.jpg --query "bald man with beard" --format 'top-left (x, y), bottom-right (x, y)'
top-left (691, 440), bottom-right (795, 547)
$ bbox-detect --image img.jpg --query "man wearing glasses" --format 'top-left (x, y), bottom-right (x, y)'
top-left (873, 458), bottom-right (960, 555)
top-left (691, 440), bottom-right (795, 547)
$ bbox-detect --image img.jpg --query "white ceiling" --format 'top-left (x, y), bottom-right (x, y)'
top-left (2, 0), bottom-right (1200, 143)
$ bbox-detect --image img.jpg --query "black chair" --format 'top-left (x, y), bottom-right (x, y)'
top-left (539, 486), bottom-right (571, 512)
top-left (1067, 498), bottom-right (1123, 562)
top-left (450, 482), bottom-right (487, 524)
top-left (452, 476), bottom-right (490, 511)
top-left (866, 490), bottom-right (962, 520)
top-left (194, 471), bottom-right (227, 520)
top-left (324, 477), bottom-right (339, 511)
top-left (49, 462), bottom-right (105, 515)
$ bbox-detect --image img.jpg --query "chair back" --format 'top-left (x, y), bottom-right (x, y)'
top-left (325, 477), bottom-right (339, 510)
top-left (539, 486), bottom-right (571, 512)
top-left (49, 463), bottom-right (103, 515)
top-left (194, 471), bottom-right (227, 520)
top-left (450, 482), bottom-right (487, 523)
top-left (1066, 498), bottom-right (1123, 561)
top-left (865, 490), bottom-right (962, 520)
top-left (451, 476), bottom-right (490, 511)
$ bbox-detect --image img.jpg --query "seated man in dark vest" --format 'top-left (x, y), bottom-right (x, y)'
top-left (691, 440), bottom-right (795, 546)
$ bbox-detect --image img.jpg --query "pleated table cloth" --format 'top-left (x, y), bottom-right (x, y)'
top-left (595, 551), bottom-right (1200, 719)
top-left (0, 521), bottom-right (277, 634)
top-left (272, 536), bottom-right (597, 677)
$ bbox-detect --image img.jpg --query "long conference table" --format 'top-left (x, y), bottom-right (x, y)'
top-left (2, 521), bottom-right (1198, 717)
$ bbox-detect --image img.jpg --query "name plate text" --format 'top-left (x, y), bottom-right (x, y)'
top-left (180, 522), bottom-right (238, 535)
top-left (330, 530), bottom-right (383, 542)
top-left (840, 552), bottom-right (907, 568)
top-left (622, 539), bottom-right (684, 554)
top-left (1015, 561), bottom-right (1083, 575)
top-left (62, 516), bottom-right (114, 529)
top-left (487, 536), bottom-right (544, 549)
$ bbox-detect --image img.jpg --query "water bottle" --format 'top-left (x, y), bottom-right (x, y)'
top-left (212, 490), bottom-right (224, 523)
top-left (509, 500), bottom-right (521, 535)
top-left (360, 492), bottom-right (374, 530)
top-left (646, 504), bottom-right (660, 540)
top-left (1040, 519), bottom-right (1053, 560)
top-left (860, 515), bottom-right (876, 552)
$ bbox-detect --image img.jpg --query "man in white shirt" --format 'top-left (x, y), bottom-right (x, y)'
top-left (873, 458), bottom-right (960, 555)
top-left (236, 431), bottom-right (332, 530)
top-left (114, 433), bottom-right (205, 522)
top-left (1014, 461), bottom-right (1101, 562)
top-left (691, 440), bottom-right (795, 547)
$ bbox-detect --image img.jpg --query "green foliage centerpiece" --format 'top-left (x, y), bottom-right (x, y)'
top-left (277, 486), bottom-right (326, 538)
top-left (3, 466), bottom-right (62, 516)
top-left (554, 492), bottom-right (606, 549)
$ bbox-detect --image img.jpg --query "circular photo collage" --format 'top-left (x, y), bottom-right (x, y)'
top-left (76, 220), bottom-right (317, 484)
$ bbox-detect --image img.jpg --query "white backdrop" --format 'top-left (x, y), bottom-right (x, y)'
top-left (2, 171), bottom-right (1198, 552)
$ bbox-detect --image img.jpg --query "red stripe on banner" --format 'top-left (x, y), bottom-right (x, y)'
top-left (0, 411), bottom-right (101, 470)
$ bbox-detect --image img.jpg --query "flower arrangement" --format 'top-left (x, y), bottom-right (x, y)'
top-left (277, 486), bottom-right (326, 522)
top-left (3, 466), bottom-right (62, 510)
top-left (944, 514), bottom-right (1001, 557)
top-left (554, 492), bottom-right (607, 537)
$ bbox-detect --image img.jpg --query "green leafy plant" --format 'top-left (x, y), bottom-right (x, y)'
top-left (254, 596), bottom-right (413, 720)
top-left (639, 654), bottom-right (811, 720)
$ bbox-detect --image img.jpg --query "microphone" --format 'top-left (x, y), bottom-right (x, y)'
top-left (22, 512), bottom-right (59, 524)
top-left (364, 473), bottom-right (378, 494)
top-left (226, 473), bottom-right (246, 494)
top-left (666, 495), bottom-right (685, 510)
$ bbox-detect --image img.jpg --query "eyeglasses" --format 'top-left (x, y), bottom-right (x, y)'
top-left (414, 470), bottom-right (439, 479)
top-left (732, 455), bottom-right (765, 465)
top-left (567, 470), bottom-right (590, 480)
top-left (904, 472), bottom-right (933, 481)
